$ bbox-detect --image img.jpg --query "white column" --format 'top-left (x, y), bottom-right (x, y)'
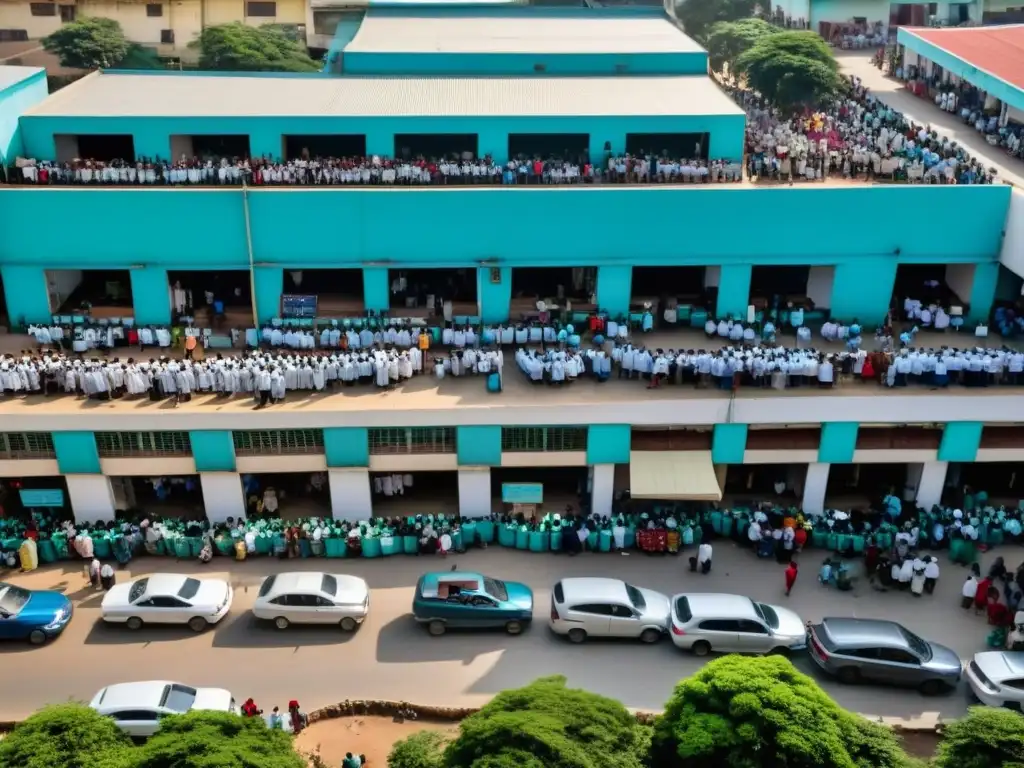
top-left (591, 464), bottom-right (614, 517)
top-left (915, 461), bottom-right (948, 511)
top-left (802, 463), bottom-right (830, 516)
top-left (65, 475), bottom-right (115, 524)
top-left (329, 468), bottom-right (373, 521)
top-left (200, 472), bottom-right (245, 524)
top-left (458, 468), bottom-right (491, 518)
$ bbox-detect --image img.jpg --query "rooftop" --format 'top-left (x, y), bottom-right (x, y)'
top-left (345, 10), bottom-right (703, 54)
top-left (0, 65), bottom-right (44, 95)
top-left (25, 71), bottom-right (743, 119)
top-left (899, 24), bottom-right (1024, 93)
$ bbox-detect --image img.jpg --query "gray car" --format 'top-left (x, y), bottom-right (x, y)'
top-left (808, 617), bottom-right (962, 695)
top-left (549, 577), bottom-right (671, 644)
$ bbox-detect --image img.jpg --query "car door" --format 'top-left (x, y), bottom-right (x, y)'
top-left (466, 594), bottom-right (503, 627)
top-left (608, 604), bottom-right (642, 638)
top-left (735, 619), bottom-right (774, 653)
top-left (149, 596), bottom-right (191, 624)
top-left (111, 709), bottom-right (161, 738)
top-left (875, 646), bottom-right (924, 685)
top-left (283, 594), bottom-right (319, 623)
top-left (695, 619), bottom-right (742, 652)
top-left (0, 610), bottom-right (19, 638)
top-left (568, 604), bottom-right (612, 636)
top-left (313, 595), bottom-right (341, 624)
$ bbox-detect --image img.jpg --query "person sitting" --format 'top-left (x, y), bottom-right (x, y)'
top-left (342, 753), bottom-right (363, 768)
top-left (241, 698), bottom-right (261, 717)
top-left (268, 707), bottom-right (284, 729)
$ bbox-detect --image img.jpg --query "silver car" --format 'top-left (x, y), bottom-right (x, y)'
top-left (668, 593), bottom-right (807, 656)
top-left (966, 652), bottom-right (1024, 709)
top-left (252, 572), bottom-right (369, 631)
top-left (549, 577), bottom-right (670, 644)
top-left (808, 617), bottom-right (962, 695)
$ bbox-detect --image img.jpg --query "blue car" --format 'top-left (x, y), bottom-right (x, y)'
top-left (412, 571), bottom-right (534, 636)
top-left (0, 581), bottom-right (73, 645)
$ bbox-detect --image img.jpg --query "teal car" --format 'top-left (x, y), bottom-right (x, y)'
top-left (413, 571), bottom-right (534, 637)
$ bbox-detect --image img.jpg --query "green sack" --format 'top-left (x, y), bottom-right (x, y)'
top-left (93, 538), bottom-right (112, 560)
top-left (461, 522), bottom-right (477, 547)
top-left (215, 538), bottom-right (234, 556)
top-left (188, 538), bottom-right (204, 558)
top-left (173, 539), bottom-right (191, 559)
top-left (403, 535), bottom-right (418, 554)
top-left (477, 521), bottom-right (496, 544)
top-left (550, 531), bottom-right (563, 551)
top-left (515, 528), bottom-right (530, 550)
top-left (362, 538), bottom-right (382, 558)
top-left (255, 536), bottom-right (272, 555)
top-left (498, 525), bottom-right (516, 547)
top-left (598, 530), bottom-right (612, 553)
top-left (37, 539), bottom-right (57, 564)
top-left (324, 538), bottom-right (347, 558)
top-left (529, 531), bottom-right (548, 552)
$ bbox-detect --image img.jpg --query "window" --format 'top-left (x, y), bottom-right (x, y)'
top-left (878, 648), bottom-right (920, 665)
top-left (246, 0), bottom-right (276, 15)
top-left (755, 603), bottom-right (780, 630)
top-left (149, 596), bottom-right (189, 609)
top-left (129, 579), bottom-right (149, 603)
top-left (470, 596), bottom-right (496, 608)
top-left (674, 597), bottom-right (692, 623)
top-left (258, 576), bottom-right (277, 597)
top-left (841, 648), bottom-right (879, 660)
top-left (501, 427), bottom-right (587, 452)
top-left (553, 582), bottom-right (564, 603)
top-left (160, 28), bottom-right (174, 44)
top-left (0, 585), bottom-right (30, 614)
top-left (161, 684), bottom-right (197, 713)
top-left (0, 432), bottom-right (55, 459)
top-left (112, 710), bottom-right (159, 721)
top-left (321, 574), bottom-right (337, 596)
top-left (146, 3), bottom-right (163, 15)
top-left (29, 3), bottom-right (56, 16)
top-left (232, 429), bottom-right (324, 456)
top-left (698, 619), bottom-right (741, 632)
top-left (95, 431), bottom-right (191, 458)
top-left (610, 605), bottom-right (636, 618)
top-left (624, 583), bottom-right (646, 610)
top-left (58, 4), bottom-right (74, 21)
top-left (898, 627), bottom-right (932, 659)
top-left (176, 578), bottom-right (201, 600)
top-left (735, 620), bottom-right (769, 635)
top-left (368, 427), bottom-right (455, 455)
top-left (570, 604), bottom-right (614, 616)
top-left (482, 577), bottom-right (508, 602)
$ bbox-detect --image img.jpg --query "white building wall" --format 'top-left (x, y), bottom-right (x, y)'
top-left (458, 468), bottom-right (491, 518)
top-left (1001, 188), bottom-right (1024, 284)
top-left (66, 474), bottom-right (115, 523)
top-left (329, 468), bottom-right (372, 521)
top-left (0, 4), bottom-right (63, 38)
top-left (591, 464), bottom-right (614, 517)
top-left (806, 266), bottom-right (835, 311)
top-left (802, 463), bottom-right (829, 515)
top-left (944, 263), bottom-right (977, 305)
top-left (915, 461), bottom-right (948, 510)
top-left (200, 472), bottom-right (245, 523)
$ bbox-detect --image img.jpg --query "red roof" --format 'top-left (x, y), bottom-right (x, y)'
top-left (904, 24), bottom-right (1024, 92)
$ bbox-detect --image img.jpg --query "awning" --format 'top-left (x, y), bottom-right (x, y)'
top-left (628, 451), bottom-right (722, 502)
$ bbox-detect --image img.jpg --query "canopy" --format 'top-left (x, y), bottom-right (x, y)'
top-left (628, 451), bottom-right (722, 502)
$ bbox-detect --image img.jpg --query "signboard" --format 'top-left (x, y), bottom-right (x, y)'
top-left (19, 489), bottom-right (64, 507)
top-left (281, 294), bottom-right (317, 319)
top-left (501, 483), bottom-right (543, 504)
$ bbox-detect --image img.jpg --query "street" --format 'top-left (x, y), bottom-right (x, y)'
top-left (0, 543), bottom-right (997, 726)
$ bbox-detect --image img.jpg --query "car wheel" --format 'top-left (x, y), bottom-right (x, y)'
top-left (188, 616), bottom-right (208, 633)
top-left (340, 617), bottom-right (358, 632)
top-left (691, 640), bottom-right (711, 657)
top-left (640, 628), bottom-right (661, 644)
top-left (427, 620), bottom-right (446, 637)
top-left (919, 679), bottom-right (947, 696)
top-left (837, 667), bottom-right (860, 685)
top-left (567, 628), bottom-right (587, 644)
top-left (27, 629), bottom-right (47, 645)
top-left (505, 620), bottom-right (524, 636)
top-left (125, 617), bottom-right (144, 631)
top-left (274, 616), bottom-right (290, 630)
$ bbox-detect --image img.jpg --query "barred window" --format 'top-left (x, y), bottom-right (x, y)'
top-left (233, 429), bottom-right (324, 455)
top-left (0, 432), bottom-right (55, 459)
top-left (501, 427), bottom-right (587, 452)
top-left (368, 427), bottom-right (456, 455)
top-left (95, 431), bottom-right (192, 457)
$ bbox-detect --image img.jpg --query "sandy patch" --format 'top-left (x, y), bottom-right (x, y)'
top-left (294, 716), bottom-right (457, 766)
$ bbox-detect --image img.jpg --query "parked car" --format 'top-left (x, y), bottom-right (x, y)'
top-left (0, 581), bottom-right (73, 645)
top-left (668, 593), bottom-right (807, 656)
top-left (808, 617), bottom-right (961, 694)
top-left (412, 570), bottom-right (533, 636)
top-left (549, 577), bottom-right (670, 644)
top-left (253, 572), bottom-right (369, 630)
top-left (101, 574), bottom-right (232, 632)
top-left (966, 651), bottom-right (1024, 709)
top-left (90, 681), bottom-right (238, 737)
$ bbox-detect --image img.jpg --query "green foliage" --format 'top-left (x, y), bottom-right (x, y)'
top-left (705, 18), bottom-right (779, 73)
top-left (388, 730), bottom-right (448, 768)
top-left (443, 676), bottom-right (646, 768)
top-left (673, 0), bottom-right (757, 44)
top-left (111, 44), bottom-right (164, 70)
top-left (734, 30), bottom-right (842, 108)
top-left (0, 703), bottom-right (135, 768)
top-left (934, 706), bottom-right (1024, 768)
top-left (42, 17), bottom-right (131, 70)
top-left (189, 23), bottom-right (320, 72)
top-left (647, 655), bottom-right (912, 768)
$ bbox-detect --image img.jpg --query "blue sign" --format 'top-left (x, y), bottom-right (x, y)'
top-left (19, 489), bottom-right (64, 507)
top-left (282, 294), bottom-right (317, 319)
top-left (502, 483), bottom-right (543, 504)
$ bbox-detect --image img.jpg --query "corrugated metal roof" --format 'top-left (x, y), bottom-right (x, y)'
top-left (26, 72), bottom-right (743, 118)
top-left (345, 12), bottom-right (702, 53)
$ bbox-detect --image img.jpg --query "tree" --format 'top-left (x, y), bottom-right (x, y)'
top-left (388, 731), bottom-right (447, 768)
top-left (440, 676), bottom-right (647, 768)
top-left (705, 18), bottom-right (779, 74)
top-left (190, 23), bottom-right (320, 72)
top-left (934, 706), bottom-right (1024, 768)
top-left (734, 31), bottom-right (843, 108)
top-left (672, 0), bottom-right (757, 44)
top-left (132, 710), bottom-right (306, 768)
top-left (42, 17), bottom-right (131, 70)
top-left (647, 655), bottom-right (913, 768)
top-left (0, 703), bottom-right (134, 768)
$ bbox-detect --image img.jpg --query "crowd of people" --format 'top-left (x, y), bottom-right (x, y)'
top-left (961, 557), bottom-right (1024, 650)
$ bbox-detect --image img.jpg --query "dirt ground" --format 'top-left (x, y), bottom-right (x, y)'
top-left (899, 730), bottom-right (943, 761)
top-left (294, 716), bottom-right (458, 766)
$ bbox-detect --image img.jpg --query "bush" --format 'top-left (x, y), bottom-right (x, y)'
top-left (388, 730), bottom-right (448, 768)
top-left (935, 706), bottom-right (1024, 768)
top-left (648, 655), bottom-right (912, 768)
top-left (0, 703), bottom-right (134, 768)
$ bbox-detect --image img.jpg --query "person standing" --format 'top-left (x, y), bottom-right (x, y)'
top-left (784, 561), bottom-right (798, 596)
top-left (698, 541), bottom-right (712, 574)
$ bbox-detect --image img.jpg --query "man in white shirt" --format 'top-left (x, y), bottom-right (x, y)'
top-left (697, 541), bottom-right (712, 574)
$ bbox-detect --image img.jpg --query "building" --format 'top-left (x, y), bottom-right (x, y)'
top-left (0, 6), bottom-right (1023, 526)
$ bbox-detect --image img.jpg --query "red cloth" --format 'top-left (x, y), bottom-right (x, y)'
top-left (975, 578), bottom-right (993, 610)
top-left (794, 529), bottom-right (807, 548)
top-left (784, 565), bottom-right (798, 590)
top-left (988, 601), bottom-right (1011, 627)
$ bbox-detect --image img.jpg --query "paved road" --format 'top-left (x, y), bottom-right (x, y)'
top-left (0, 543), bottom-right (998, 725)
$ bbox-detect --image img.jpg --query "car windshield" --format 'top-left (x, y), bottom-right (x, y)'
top-left (899, 627), bottom-right (932, 661)
top-left (0, 585), bottom-right (30, 615)
top-left (321, 574), bottom-right (337, 597)
top-left (160, 684), bottom-right (198, 713)
top-left (129, 578), bottom-right (149, 603)
top-left (755, 603), bottom-right (780, 630)
top-left (258, 576), bottom-right (277, 598)
top-left (624, 584), bottom-right (646, 610)
top-left (483, 578), bottom-right (508, 602)
top-left (177, 579), bottom-right (201, 600)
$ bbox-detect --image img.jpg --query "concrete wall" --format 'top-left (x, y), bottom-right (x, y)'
top-left (344, 51), bottom-right (709, 75)
top-left (1001, 188), bottom-right (1024, 283)
top-left (0, 68), bottom-right (48, 165)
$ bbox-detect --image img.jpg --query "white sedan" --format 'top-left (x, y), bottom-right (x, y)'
top-left (252, 571), bottom-right (369, 630)
top-left (91, 681), bottom-right (238, 738)
top-left (101, 573), bottom-right (232, 632)
top-left (966, 651), bottom-right (1024, 709)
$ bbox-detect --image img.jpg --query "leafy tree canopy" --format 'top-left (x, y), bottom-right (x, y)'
top-left (705, 18), bottom-right (779, 74)
top-left (673, 0), bottom-right (757, 44)
top-left (388, 730), bottom-right (448, 768)
top-left (935, 706), bottom-right (1024, 768)
top-left (734, 30), bottom-right (843, 108)
top-left (189, 22), bottom-right (320, 72)
top-left (0, 703), bottom-right (135, 768)
top-left (42, 17), bottom-right (131, 70)
top-left (647, 655), bottom-right (912, 768)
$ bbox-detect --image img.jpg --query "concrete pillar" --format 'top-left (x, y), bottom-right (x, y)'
top-left (253, 267), bottom-right (283, 325)
top-left (458, 468), bottom-right (491, 518)
top-left (595, 266), bottom-right (632, 318)
top-left (66, 475), bottom-right (115, 524)
top-left (1, 265), bottom-right (50, 326)
top-left (591, 464), bottom-right (614, 517)
top-left (363, 268), bottom-right (390, 313)
top-left (802, 463), bottom-right (830, 516)
top-left (478, 267), bottom-right (511, 324)
top-left (130, 266), bottom-right (172, 325)
top-left (200, 473), bottom-right (245, 524)
top-left (329, 469), bottom-right (373, 521)
top-left (715, 265), bottom-right (751, 319)
top-left (915, 461), bottom-right (948, 511)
